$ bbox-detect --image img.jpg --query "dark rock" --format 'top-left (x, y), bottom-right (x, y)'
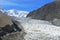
top-left (12, 21), bottom-right (22, 31)
top-left (0, 14), bottom-right (14, 37)
top-left (2, 32), bottom-right (25, 40)
top-left (52, 19), bottom-right (60, 26)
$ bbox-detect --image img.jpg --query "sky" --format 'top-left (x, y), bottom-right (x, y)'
top-left (0, 0), bottom-right (54, 12)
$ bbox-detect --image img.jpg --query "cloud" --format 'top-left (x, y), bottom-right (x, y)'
top-left (0, 0), bottom-right (19, 6)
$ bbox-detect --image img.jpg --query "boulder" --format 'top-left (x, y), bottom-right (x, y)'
top-left (0, 14), bottom-right (13, 28)
top-left (0, 14), bottom-right (14, 37)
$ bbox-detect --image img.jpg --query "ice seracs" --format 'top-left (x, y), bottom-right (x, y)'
top-left (14, 18), bottom-right (60, 40)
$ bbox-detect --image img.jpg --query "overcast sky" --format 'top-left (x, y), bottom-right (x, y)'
top-left (0, 0), bottom-right (54, 12)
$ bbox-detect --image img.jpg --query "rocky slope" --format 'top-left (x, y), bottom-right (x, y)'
top-left (27, 1), bottom-right (60, 21)
top-left (0, 8), bottom-right (25, 40)
top-left (0, 14), bottom-right (13, 27)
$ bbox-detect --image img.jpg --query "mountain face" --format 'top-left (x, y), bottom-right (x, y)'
top-left (0, 13), bottom-right (13, 27)
top-left (6, 9), bottom-right (29, 18)
top-left (0, 8), bottom-right (29, 18)
top-left (0, 9), bottom-right (25, 40)
top-left (27, 1), bottom-right (60, 21)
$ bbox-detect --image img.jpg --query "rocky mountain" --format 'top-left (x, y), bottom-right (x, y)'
top-left (0, 8), bottom-right (29, 18)
top-left (27, 1), bottom-right (60, 22)
top-left (0, 8), bottom-right (25, 40)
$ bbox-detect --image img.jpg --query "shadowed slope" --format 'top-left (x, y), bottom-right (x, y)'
top-left (0, 13), bottom-right (25, 40)
top-left (27, 1), bottom-right (60, 21)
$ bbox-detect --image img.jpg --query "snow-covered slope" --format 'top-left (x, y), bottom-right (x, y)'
top-left (0, 8), bottom-right (6, 13)
top-left (6, 9), bottom-right (29, 18)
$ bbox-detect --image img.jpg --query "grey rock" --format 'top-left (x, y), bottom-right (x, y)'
top-left (27, 1), bottom-right (60, 21)
top-left (52, 19), bottom-right (60, 26)
top-left (0, 13), bottom-right (15, 37)
top-left (0, 14), bottom-right (13, 28)
top-left (1, 20), bottom-right (25, 40)
top-left (2, 32), bottom-right (25, 40)
top-left (0, 13), bottom-right (25, 40)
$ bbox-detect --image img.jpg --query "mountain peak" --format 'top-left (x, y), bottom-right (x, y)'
top-left (0, 7), bottom-right (6, 13)
top-left (6, 9), bottom-right (29, 18)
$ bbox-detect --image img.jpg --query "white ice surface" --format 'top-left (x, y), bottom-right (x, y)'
top-left (15, 18), bottom-right (60, 40)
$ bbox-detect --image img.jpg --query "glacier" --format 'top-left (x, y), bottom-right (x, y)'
top-left (11, 17), bottom-right (60, 40)
top-left (1, 8), bottom-right (60, 40)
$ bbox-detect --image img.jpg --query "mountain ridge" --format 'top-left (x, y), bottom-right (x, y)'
top-left (6, 9), bottom-right (29, 18)
top-left (27, 1), bottom-right (60, 21)
top-left (0, 8), bottom-right (29, 18)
